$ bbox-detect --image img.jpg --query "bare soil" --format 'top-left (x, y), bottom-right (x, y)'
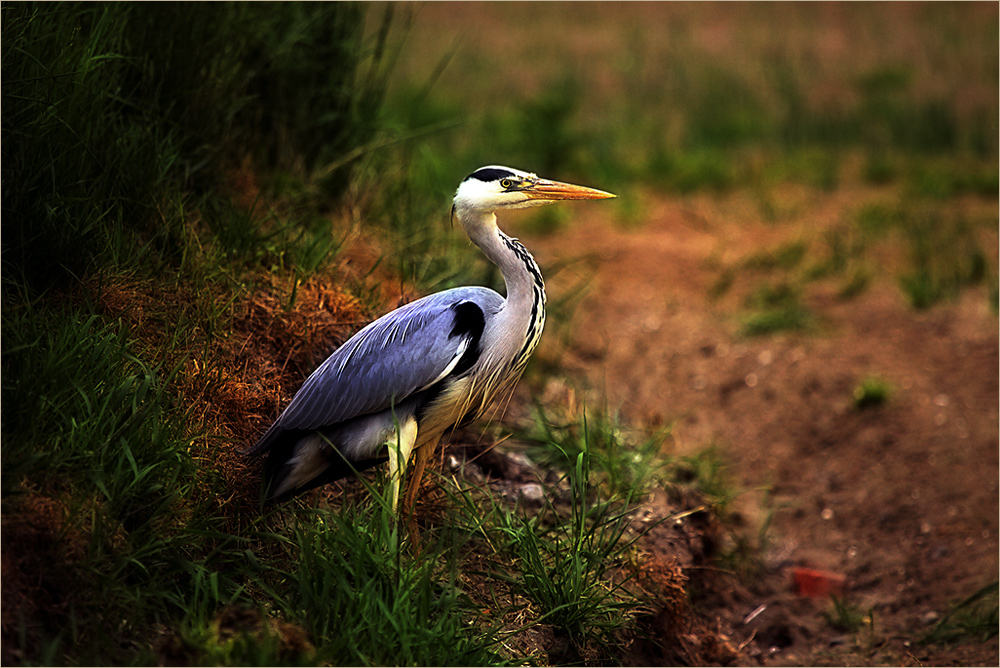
top-left (515, 188), bottom-right (999, 666)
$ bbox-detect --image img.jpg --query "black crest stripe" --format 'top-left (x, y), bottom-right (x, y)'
top-left (465, 167), bottom-right (517, 183)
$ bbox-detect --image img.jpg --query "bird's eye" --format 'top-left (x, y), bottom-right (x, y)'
top-left (500, 179), bottom-right (513, 189)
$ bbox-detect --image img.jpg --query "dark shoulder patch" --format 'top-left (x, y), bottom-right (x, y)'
top-left (449, 301), bottom-right (486, 376)
top-left (465, 167), bottom-right (516, 183)
top-left (450, 300), bottom-right (485, 338)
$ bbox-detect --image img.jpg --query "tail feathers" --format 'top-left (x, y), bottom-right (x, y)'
top-left (263, 431), bottom-right (387, 503)
top-left (242, 420), bottom-right (283, 458)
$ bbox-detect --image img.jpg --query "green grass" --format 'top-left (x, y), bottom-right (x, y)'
top-left (711, 193), bottom-right (995, 332)
top-left (0, 291), bottom-right (239, 663)
top-left (515, 401), bottom-right (667, 498)
top-left (499, 457), bottom-right (640, 656)
top-left (262, 507), bottom-right (501, 666)
top-left (740, 282), bottom-right (818, 337)
top-left (0, 3), bottom-right (414, 663)
top-left (853, 376), bottom-right (893, 410)
top-left (2, 2), bottom-right (389, 293)
top-left (452, 426), bottom-right (647, 662)
top-left (922, 581), bottom-right (1000, 646)
top-left (667, 445), bottom-right (737, 512)
top-left (4, 2), bottom-right (996, 664)
top-left (823, 596), bottom-right (869, 634)
top-left (896, 211), bottom-right (990, 310)
top-left (381, 4), bottom-right (997, 195)
top-left (1, 298), bottom-right (192, 519)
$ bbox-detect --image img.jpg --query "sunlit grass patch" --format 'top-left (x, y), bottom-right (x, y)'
top-left (514, 401), bottom-right (668, 498)
top-left (852, 376), bottom-right (893, 410)
top-left (740, 282), bottom-right (818, 337)
top-left (896, 212), bottom-right (990, 310)
top-left (742, 239), bottom-right (810, 273)
top-left (715, 191), bottom-right (996, 325)
top-left (905, 160), bottom-right (1000, 199)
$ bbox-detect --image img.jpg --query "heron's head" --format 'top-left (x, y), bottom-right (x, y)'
top-left (452, 166), bottom-right (615, 220)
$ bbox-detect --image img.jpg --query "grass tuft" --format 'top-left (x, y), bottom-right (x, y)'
top-left (853, 376), bottom-right (893, 410)
top-left (922, 581), bottom-right (1000, 646)
top-left (516, 401), bottom-right (667, 498)
top-left (741, 283), bottom-right (817, 337)
top-left (256, 505), bottom-right (501, 666)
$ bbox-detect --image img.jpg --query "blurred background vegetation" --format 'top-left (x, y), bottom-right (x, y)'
top-left (2, 2), bottom-right (996, 665)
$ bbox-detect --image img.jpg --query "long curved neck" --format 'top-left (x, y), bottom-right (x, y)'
top-left (461, 210), bottom-right (546, 365)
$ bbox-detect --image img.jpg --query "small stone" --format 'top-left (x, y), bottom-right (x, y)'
top-left (519, 483), bottom-right (545, 503)
top-left (920, 611), bottom-right (940, 626)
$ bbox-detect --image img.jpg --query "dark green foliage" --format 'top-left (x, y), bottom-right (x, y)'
top-left (1, 298), bottom-right (191, 515)
top-left (0, 3), bottom-right (404, 663)
top-left (260, 507), bottom-right (501, 666)
top-left (853, 377), bottom-right (892, 410)
top-left (1, 2), bottom-right (388, 291)
top-left (511, 76), bottom-right (588, 176)
top-left (500, 454), bottom-right (639, 652)
top-left (2, 3), bottom-right (170, 289)
top-left (923, 580), bottom-right (1000, 645)
top-left (518, 402), bottom-right (666, 497)
top-left (0, 294), bottom-right (236, 663)
top-left (897, 212), bottom-right (989, 309)
top-left (647, 147), bottom-right (736, 193)
top-left (741, 282), bottom-right (817, 336)
top-left (459, 429), bottom-right (643, 660)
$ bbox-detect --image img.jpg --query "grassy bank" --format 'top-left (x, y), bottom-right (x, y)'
top-left (3, 2), bottom-right (995, 665)
top-left (1, 4), bottom-right (674, 664)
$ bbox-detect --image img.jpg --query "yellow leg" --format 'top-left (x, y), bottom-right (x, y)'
top-left (401, 434), bottom-right (442, 515)
top-left (386, 416), bottom-right (418, 512)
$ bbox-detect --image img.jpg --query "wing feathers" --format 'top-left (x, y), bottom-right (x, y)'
top-left (258, 288), bottom-right (501, 441)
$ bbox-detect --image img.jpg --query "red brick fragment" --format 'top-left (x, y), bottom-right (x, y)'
top-left (792, 567), bottom-right (847, 598)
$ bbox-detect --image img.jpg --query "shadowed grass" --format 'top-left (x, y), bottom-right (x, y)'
top-left (451, 419), bottom-right (648, 663)
top-left (740, 282), bottom-right (818, 337)
top-left (853, 376), bottom-right (893, 410)
top-left (922, 581), bottom-right (999, 646)
top-left (515, 401), bottom-right (667, 498)
top-left (255, 505), bottom-right (503, 666)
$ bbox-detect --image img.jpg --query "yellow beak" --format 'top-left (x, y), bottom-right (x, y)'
top-left (522, 179), bottom-right (616, 201)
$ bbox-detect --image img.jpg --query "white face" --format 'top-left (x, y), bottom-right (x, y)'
top-left (453, 166), bottom-right (549, 213)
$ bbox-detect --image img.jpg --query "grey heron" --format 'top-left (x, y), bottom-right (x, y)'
top-left (245, 166), bottom-right (615, 511)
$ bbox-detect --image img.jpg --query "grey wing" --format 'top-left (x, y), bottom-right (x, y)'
top-left (246, 287), bottom-right (503, 454)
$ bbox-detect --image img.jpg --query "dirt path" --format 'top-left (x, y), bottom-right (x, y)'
top-left (517, 189), bottom-right (998, 665)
